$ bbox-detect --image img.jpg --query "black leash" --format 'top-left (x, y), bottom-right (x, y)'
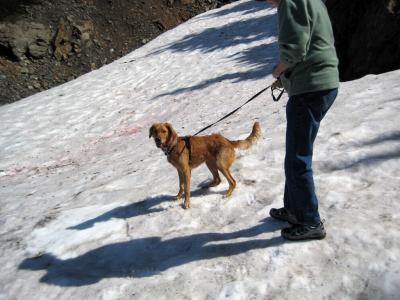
top-left (271, 85), bottom-right (284, 102)
top-left (193, 85), bottom-right (270, 136)
top-left (177, 80), bottom-right (284, 162)
top-left (192, 81), bottom-right (284, 137)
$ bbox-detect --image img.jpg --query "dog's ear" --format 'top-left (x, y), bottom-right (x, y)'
top-left (149, 124), bottom-right (156, 138)
top-left (165, 123), bottom-right (177, 143)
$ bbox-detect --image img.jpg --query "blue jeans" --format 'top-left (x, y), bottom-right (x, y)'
top-left (284, 88), bottom-right (338, 225)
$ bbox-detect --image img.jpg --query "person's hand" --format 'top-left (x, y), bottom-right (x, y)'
top-left (271, 78), bottom-right (282, 90)
top-left (272, 62), bottom-right (288, 78)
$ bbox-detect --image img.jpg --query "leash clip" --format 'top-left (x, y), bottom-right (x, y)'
top-left (271, 78), bottom-right (284, 102)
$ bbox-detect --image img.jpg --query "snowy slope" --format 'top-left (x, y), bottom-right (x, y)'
top-left (1, 0), bottom-right (399, 299)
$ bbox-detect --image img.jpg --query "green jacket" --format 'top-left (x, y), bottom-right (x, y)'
top-left (278, 0), bottom-right (339, 96)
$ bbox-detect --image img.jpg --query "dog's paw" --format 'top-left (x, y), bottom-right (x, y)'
top-left (183, 201), bottom-right (191, 209)
top-left (174, 194), bottom-right (183, 201)
top-left (223, 192), bottom-right (233, 199)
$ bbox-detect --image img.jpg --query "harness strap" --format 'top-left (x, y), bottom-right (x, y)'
top-left (182, 136), bottom-right (192, 162)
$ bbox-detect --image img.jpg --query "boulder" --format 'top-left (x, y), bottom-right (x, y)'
top-left (0, 21), bottom-right (52, 61)
top-left (67, 16), bottom-right (94, 42)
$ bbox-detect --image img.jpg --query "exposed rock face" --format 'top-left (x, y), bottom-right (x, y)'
top-left (326, 0), bottom-right (400, 81)
top-left (0, 0), bottom-right (233, 105)
top-left (0, 21), bottom-right (52, 61)
top-left (52, 18), bottom-right (94, 61)
top-left (53, 19), bottom-right (73, 61)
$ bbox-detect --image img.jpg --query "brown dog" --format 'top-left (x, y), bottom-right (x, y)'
top-left (149, 122), bottom-right (261, 209)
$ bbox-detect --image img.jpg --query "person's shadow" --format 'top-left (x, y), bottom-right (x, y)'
top-left (20, 217), bottom-right (286, 286)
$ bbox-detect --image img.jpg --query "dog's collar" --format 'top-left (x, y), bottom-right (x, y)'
top-left (162, 140), bottom-right (179, 157)
top-left (162, 144), bottom-right (175, 156)
top-left (162, 136), bottom-right (192, 161)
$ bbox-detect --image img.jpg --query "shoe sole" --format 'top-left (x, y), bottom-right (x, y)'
top-left (281, 230), bottom-right (326, 241)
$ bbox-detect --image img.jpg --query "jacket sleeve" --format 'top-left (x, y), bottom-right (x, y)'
top-left (278, 0), bottom-right (311, 67)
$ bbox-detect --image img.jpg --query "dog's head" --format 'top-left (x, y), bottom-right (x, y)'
top-left (149, 123), bottom-right (178, 150)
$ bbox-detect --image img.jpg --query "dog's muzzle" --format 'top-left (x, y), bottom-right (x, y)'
top-left (155, 138), bottom-right (161, 148)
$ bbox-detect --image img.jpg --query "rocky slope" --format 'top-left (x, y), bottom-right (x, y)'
top-left (0, 0), bottom-right (232, 105)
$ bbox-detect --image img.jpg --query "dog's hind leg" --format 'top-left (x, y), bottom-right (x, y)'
top-left (205, 160), bottom-right (221, 187)
top-left (219, 167), bottom-right (236, 198)
top-left (216, 150), bottom-right (236, 198)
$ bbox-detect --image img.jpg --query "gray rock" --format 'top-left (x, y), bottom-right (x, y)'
top-left (0, 21), bottom-right (52, 61)
top-left (33, 81), bottom-right (41, 89)
top-left (28, 41), bottom-right (48, 58)
top-left (20, 67), bottom-right (29, 74)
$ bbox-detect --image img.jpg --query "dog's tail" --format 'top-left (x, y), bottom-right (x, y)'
top-left (229, 122), bottom-right (261, 150)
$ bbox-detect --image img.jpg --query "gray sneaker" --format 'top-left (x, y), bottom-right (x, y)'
top-left (281, 222), bottom-right (326, 241)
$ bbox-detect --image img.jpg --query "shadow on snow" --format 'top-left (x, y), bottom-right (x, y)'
top-left (153, 43), bottom-right (278, 99)
top-left (19, 218), bottom-right (286, 286)
top-left (196, 0), bottom-right (269, 20)
top-left (67, 188), bottom-right (226, 230)
top-left (67, 194), bottom-right (172, 230)
top-left (146, 1), bottom-right (277, 98)
top-left (320, 130), bottom-right (400, 172)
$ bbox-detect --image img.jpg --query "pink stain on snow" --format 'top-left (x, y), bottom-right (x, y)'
top-left (4, 159), bottom-right (79, 177)
top-left (92, 125), bottom-right (143, 145)
top-left (117, 126), bottom-right (142, 136)
top-left (3, 121), bottom-right (154, 178)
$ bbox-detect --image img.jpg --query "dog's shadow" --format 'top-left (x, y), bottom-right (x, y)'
top-left (192, 181), bottom-right (227, 197)
top-left (67, 186), bottom-right (226, 230)
top-left (67, 194), bottom-right (173, 230)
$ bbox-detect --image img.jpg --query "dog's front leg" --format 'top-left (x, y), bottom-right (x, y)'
top-left (175, 170), bottom-right (184, 200)
top-left (183, 167), bottom-right (191, 209)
